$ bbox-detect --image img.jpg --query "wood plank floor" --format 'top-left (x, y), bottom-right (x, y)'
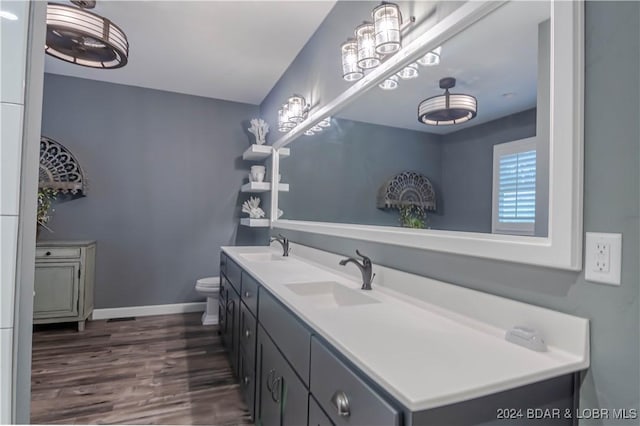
top-left (31, 313), bottom-right (252, 425)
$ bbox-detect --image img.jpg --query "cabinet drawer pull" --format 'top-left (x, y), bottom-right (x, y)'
top-left (244, 329), bottom-right (251, 338)
top-left (243, 376), bottom-right (250, 386)
top-left (266, 369), bottom-right (276, 392)
top-left (244, 291), bottom-right (251, 298)
top-left (45, 251), bottom-right (51, 256)
top-left (330, 391), bottom-right (351, 417)
top-left (271, 377), bottom-right (282, 403)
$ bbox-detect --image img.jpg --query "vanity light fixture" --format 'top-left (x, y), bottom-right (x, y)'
top-left (287, 95), bottom-right (308, 124)
top-left (341, 39), bottom-right (363, 82)
top-left (45, 1), bottom-right (129, 69)
top-left (417, 46), bottom-right (442, 66)
top-left (418, 77), bottom-right (477, 126)
top-left (379, 75), bottom-right (399, 90)
top-left (318, 117), bottom-right (331, 127)
top-left (373, 2), bottom-right (402, 54)
top-left (356, 22), bottom-right (381, 69)
top-left (340, 2), bottom-right (415, 83)
top-left (397, 63), bottom-right (419, 79)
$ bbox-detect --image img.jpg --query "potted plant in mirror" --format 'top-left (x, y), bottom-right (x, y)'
top-left (398, 205), bottom-right (428, 229)
top-left (37, 187), bottom-right (58, 239)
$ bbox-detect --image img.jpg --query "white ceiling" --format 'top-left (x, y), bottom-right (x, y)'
top-left (338, 1), bottom-right (550, 135)
top-left (44, 1), bottom-right (336, 105)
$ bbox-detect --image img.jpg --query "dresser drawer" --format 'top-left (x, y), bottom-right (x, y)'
top-left (226, 257), bottom-right (242, 294)
top-left (258, 288), bottom-right (311, 385)
top-left (309, 394), bottom-right (334, 426)
top-left (241, 271), bottom-right (259, 316)
top-left (36, 247), bottom-right (81, 259)
top-left (310, 337), bottom-right (400, 426)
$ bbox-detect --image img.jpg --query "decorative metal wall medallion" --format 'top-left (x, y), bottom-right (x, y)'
top-left (39, 136), bottom-right (87, 194)
top-left (377, 171), bottom-right (436, 210)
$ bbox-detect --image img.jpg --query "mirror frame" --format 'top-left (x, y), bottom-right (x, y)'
top-left (268, 0), bottom-right (584, 271)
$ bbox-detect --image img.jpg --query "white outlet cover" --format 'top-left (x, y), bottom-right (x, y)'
top-left (585, 232), bottom-right (622, 285)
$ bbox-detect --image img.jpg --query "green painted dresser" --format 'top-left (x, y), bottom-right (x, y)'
top-left (34, 241), bottom-right (96, 331)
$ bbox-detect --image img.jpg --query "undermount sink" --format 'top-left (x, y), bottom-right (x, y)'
top-left (285, 281), bottom-right (380, 308)
top-left (240, 253), bottom-right (286, 262)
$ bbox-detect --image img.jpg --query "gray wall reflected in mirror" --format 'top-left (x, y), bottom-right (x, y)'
top-left (280, 2), bottom-right (551, 237)
top-left (280, 107), bottom-right (546, 235)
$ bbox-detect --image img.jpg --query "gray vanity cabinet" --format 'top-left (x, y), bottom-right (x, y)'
top-left (310, 337), bottom-right (400, 426)
top-left (308, 395), bottom-right (334, 426)
top-left (256, 324), bottom-right (308, 426)
top-left (34, 241), bottom-right (96, 331)
top-left (219, 262), bottom-right (241, 377)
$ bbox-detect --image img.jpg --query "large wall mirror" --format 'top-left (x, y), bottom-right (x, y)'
top-left (269, 0), bottom-right (583, 270)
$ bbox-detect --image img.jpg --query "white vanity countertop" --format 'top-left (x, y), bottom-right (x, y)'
top-left (222, 245), bottom-right (589, 411)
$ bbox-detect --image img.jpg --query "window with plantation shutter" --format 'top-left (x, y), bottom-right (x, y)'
top-left (492, 137), bottom-right (537, 235)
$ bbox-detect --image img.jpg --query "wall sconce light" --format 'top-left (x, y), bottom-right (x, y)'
top-left (418, 77), bottom-right (477, 126)
top-left (277, 94), bottom-right (331, 136)
top-left (373, 2), bottom-right (402, 54)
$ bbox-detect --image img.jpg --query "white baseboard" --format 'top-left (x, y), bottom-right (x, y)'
top-left (91, 302), bottom-right (206, 320)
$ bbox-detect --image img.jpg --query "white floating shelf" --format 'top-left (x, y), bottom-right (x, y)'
top-left (240, 218), bottom-right (270, 227)
top-left (242, 144), bottom-right (290, 161)
top-left (241, 182), bottom-right (290, 193)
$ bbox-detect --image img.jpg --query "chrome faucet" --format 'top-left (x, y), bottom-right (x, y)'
top-left (339, 250), bottom-right (375, 290)
top-left (270, 234), bottom-right (290, 257)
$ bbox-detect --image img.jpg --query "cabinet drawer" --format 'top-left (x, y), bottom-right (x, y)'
top-left (219, 252), bottom-right (227, 276)
top-left (226, 258), bottom-right (242, 294)
top-left (258, 288), bottom-right (311, 386)
top-left (310, 337), bottom-right (400, 426)
top-left (241, 271), bottom-right (259, 316)
top-left (36, 247), bottom-right (81, 259)
top-left (240, 301), bottom-right (257, 367)
top-left (239, 349), bottom-right (256, 421)
top-left (309, 395), bottom-right (334, 426)
top-left (34, 263), bottom-right (79, 318)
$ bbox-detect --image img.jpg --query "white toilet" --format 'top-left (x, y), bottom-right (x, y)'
top-left (195, 276), bottom-right (220, 325)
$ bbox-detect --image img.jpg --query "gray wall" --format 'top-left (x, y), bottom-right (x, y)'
top-left (439, 108), bottom-right (537, 233)
top-left (279, 117), bottom-right (443, 227)
top-left (263, 1), bottom-right (640, 423)
top-left (40, 74), bottom-right (266, 308)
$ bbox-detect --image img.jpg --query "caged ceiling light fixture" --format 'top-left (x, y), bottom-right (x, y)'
top-left (340, 2), bottom-right (442, 91)
top-left (277, 95), bottom-right (331, 136)
top-left (45, 1), bottom-right (129, 69)
top-left (418, 77), bottom-right (477, 126)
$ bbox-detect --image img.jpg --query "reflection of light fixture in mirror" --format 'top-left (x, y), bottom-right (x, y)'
top-left (379, 75), bottom-right (399, 90)
top-left (418, 77), bottom-right (477, 125)
top-left (45, 1), bottom-right (129, 69)
top-left (373, 2), bottom-right (401, 54)
top-left (397, 63), bottom-right (419, 79)
top-left (356, 22), bottom-right (380, 69)
top-left (417, 46), bottom-right (442, 66)
top-left (304, 129), bottom-right (315, 136)
top-left (278, 104), bottom-right (295, 132)
top-left (341, 39), bottom-right (363, 82)
top-left (311, 125), bottom-right (322, 132)
top-left (0, 10), bottom-right (18, 20)
top-left (319, 117), bottom-right (331, 127)
top-left (287, 95), bottom-right (307, 123)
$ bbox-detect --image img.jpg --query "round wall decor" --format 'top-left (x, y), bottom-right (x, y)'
top-left (39, 136), bottom-right (86, 194)
top-left (377, 171), bottom-right (436, 210)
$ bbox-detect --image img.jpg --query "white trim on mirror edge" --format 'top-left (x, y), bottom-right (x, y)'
top-left (269, 0), bottom-right (584, 271)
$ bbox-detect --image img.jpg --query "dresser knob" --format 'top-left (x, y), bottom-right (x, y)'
top-left (45, 251), bottom-right (51, 256)
top-left (244, 291), bottom-right (250, 298)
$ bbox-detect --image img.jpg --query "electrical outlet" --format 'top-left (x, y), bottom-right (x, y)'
top-left (585, 232), bottom-right (622, 285)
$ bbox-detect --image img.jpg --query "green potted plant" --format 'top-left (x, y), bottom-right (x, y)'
top-left (36, 187), bottom-right (58, 238)
top-left (398, 205), bottom-right (428, 229)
